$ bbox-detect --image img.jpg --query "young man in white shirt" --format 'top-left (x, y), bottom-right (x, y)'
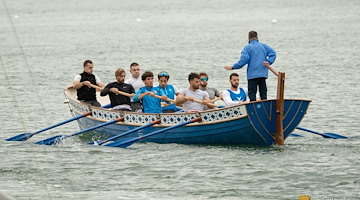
top-left (222, 73), bottom-right (248, 107)
top-left (176, 72), bottom-right (214, 112)
top-left (125, 62), bottom-right (145, 92)
top-left (125, 62), bottom-right (145, 111)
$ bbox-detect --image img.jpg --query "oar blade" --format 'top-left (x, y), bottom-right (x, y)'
top-left (104, 137), bottom-right (137, 148)
top-left (35, 135), bottom-right (67, 146)
top-left (5, 133), bottom-right (33, 141)
top-left (88, 140), bottom-right (103, 145)
top-left (322, 132), bottom-right (348, 139)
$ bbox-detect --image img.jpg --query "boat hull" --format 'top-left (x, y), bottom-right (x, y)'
top-left (65, 89), bottom-right (311, 146)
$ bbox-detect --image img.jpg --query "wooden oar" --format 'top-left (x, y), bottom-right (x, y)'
top-left (35, 117), bottom-right (125, 145)
top-left (184, 97), bottom-right (219, 108)
top-left (88, 83), bottom-right (104, 91)
top-left (296, 127), bottom-right (347, 139)
top-left (91, 83), bottom-right (135, 98)
top-left (105, 117), bottom-right (201, 148)
top-left (210, 97), bottom-right (222, 103)
top-left (90, 83), bottom-right (136, 98)
top-left (89, 119), bottom-right (161, 145)
top-left (152, 94), bottom-right (176, 103)
top-left (5, 104), bottom-right (111, 141)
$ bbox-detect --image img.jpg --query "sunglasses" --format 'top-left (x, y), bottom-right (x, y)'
top-left (200, 77), bottom-right (208, 82)
top-left (158, 72), bottom-right (169, 77)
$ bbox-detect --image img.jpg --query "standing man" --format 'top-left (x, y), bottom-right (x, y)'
top-left (125, 62), bottom-right (145, 111)
top-left (222, 73), bottom-right (248, 107)
top-left (100, 68), bottom-right (135, 111)
top-left (176, 72), bottom-right (213, 112)
top-left (133, 71), bottom-right (167, 113)
top-left (73, 60), bottom-right (104, 107)
top-left (199, 72), bottom-right (220, 110)
top-left (224, 31), bottom-right (276, 102)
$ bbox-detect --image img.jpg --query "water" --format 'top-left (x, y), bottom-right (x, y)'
top-left (1, 0), bottom-right (359, 199)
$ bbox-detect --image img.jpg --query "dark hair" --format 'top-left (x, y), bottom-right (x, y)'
top-left (188, 72), bottom-right (200, 82)
top-left (142, 71), bottom-right (154, 81)
top-left (158, 71), bottom-right (170, 80)
top-left (229, 73), bottom-right (239, 80)
top-left (130, 62), bottom-right (139, 68)
top-left (83, 60), bottom-right (93, 67)
top-left (199, 72), bottom-right (208, 78)
top-left (248, 30), bottom-right (258, 41)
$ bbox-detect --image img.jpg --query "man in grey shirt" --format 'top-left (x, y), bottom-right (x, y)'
top-left (199, 72), bottom-right (220, 110)
top-left (176, 72), bottom-right (213, 112)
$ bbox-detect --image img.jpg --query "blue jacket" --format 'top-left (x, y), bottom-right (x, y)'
top-left (133, 86), bottom-right (164, 113)
top-left (233, 40), bottom-right (276, 80)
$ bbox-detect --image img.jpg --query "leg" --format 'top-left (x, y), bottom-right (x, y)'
top-left (248, 79), bottom-right (258, 102)
top-left (130, 102), bottom-right (142, 112)
top-left (84, 100), bottom-right (101, 107)
top-left (93, 100), bottom-right (102, 107)
top-left (258, 78), bottom-right (267, 100)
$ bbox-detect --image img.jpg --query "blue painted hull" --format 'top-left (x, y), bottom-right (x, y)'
top-left (66, 89), bottom-right (311, 146)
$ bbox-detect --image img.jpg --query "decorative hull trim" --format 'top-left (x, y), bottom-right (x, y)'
top-left (64, 89), bottom-right (311, 146)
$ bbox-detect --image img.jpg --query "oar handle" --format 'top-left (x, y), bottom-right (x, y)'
top-left (89, 83), bottom-right (104, 91)
top-left (115, 90), bottom-right (134, 98)
top-left (184, 97), bottom-right (218, 108)
top-left (153, 94), bottom-right (176, 103)
top-left (91, 83), bottom-right (134, 97)
top-left (210, 97), bottom-right (222, 103)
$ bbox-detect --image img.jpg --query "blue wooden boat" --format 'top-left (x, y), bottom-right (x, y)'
top-left (64, 87), bottom-right (311, 146)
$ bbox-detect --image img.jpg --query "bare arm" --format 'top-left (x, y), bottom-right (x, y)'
top-left (72, 78), bottom-right (88, 89)
top-left (204, 97), bottom-right (217, 109)
top-left (224, 66), bottom-right (233, 70)
top-left (96, 82), bottom-right (105, 92)
top-left (176, 93), bottom-right (188, 106)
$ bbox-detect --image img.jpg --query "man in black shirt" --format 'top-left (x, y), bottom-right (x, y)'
top-left (100, 68), bottom-right (135, 111)
top-left (73, 60), bottom-right (104, 107)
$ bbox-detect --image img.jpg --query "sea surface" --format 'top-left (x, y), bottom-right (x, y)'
top-left (0, 0), bottom-right (359, 199)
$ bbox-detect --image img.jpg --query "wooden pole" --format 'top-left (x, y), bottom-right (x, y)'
top-left (263, 62), bottom-right (285, 145)
top-left (274, 72), bottom-right (285, 145)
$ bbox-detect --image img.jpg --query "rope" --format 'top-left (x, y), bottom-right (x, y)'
top-left (2, 0), bottom-right (52, 199)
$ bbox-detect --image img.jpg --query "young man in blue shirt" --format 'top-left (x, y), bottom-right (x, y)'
top-left (156, 71), bottom-right (182, 113)
top-left (224, 31), bottom-right (276, 102)
top-left (133, 71), bottom-right (167, 113)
